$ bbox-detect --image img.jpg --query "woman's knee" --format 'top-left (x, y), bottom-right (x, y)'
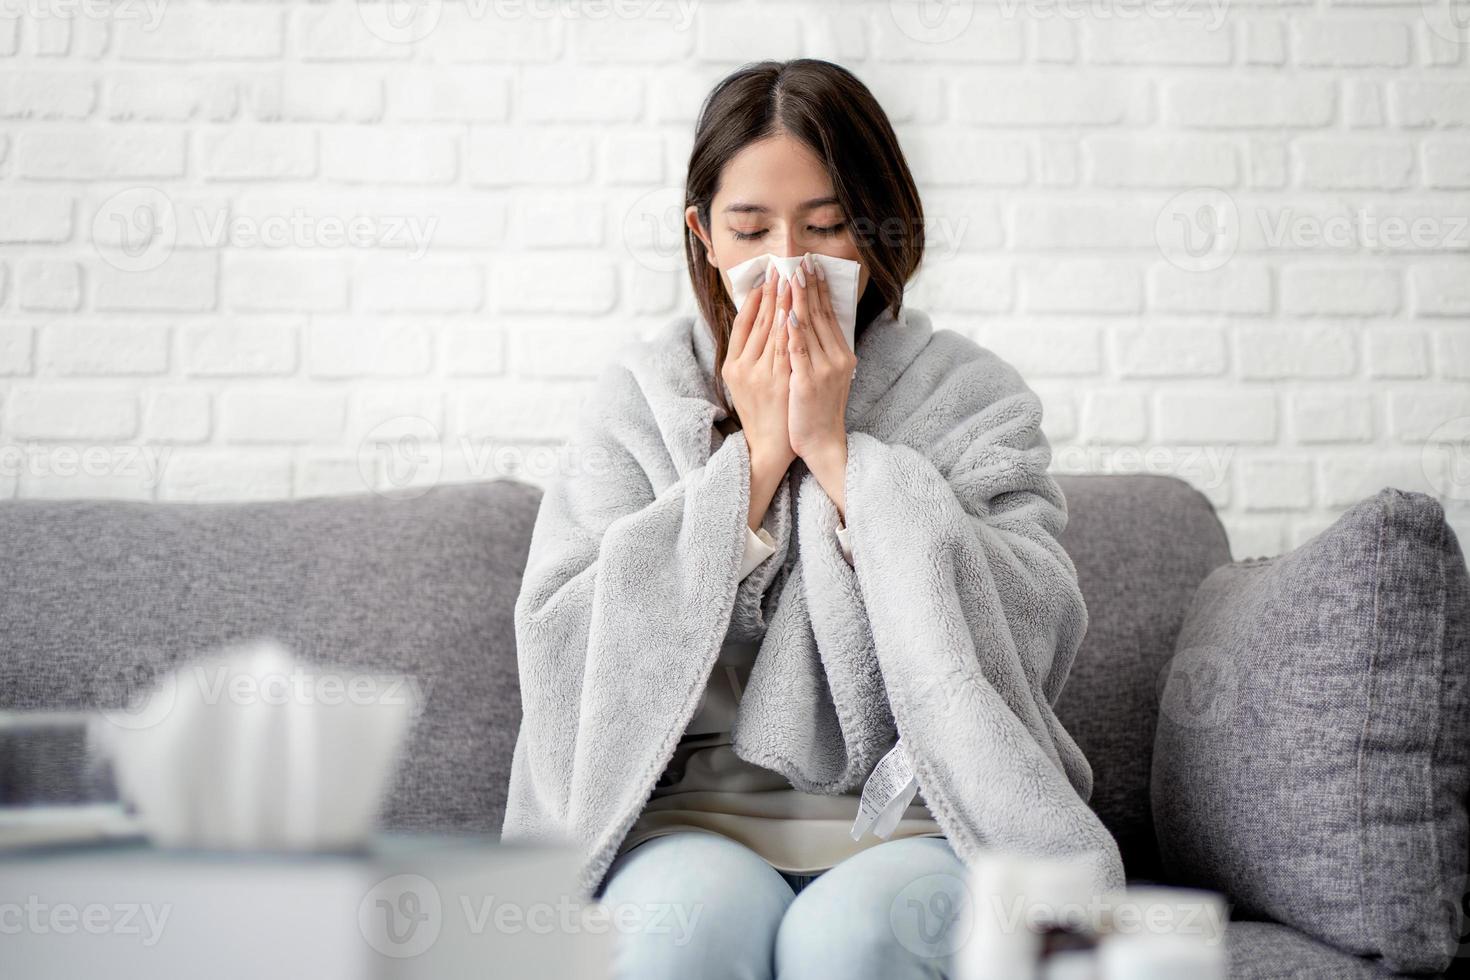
top-left (774, 837), bottom-right (969, 980)
top-left (598, 832), bottom-right (796, 980)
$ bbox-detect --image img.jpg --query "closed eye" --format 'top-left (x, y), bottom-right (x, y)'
top-left (731, 222), bottom-right (846, 241)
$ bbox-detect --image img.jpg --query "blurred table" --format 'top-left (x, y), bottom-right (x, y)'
top-left (2, 831), bottom-right (612, 980)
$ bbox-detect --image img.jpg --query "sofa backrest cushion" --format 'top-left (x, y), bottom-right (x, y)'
top-left (0, 481), bottom-right (540, 835)
top-left (1053, 474), bottom-right (1232, 879)
top-left (1, 472), bottom-right (1231, 880)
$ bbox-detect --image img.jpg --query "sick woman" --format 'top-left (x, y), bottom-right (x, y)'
top-left (501, 57), bottom-right (1124, 980)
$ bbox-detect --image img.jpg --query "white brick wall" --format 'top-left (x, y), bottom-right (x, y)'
top-left (1, 0), bottom-right (1468, 560)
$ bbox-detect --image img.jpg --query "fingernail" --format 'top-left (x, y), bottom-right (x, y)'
top-left (803, 253), bottom-right (813, 274)
top-left (815, 260), bottom-right (826, 282)
top-left (794, 266), bottom-right (806, 288)
top-left (778, 276), bottom-right (789, 298)
top-left (788, 309), bottom-right (798, 329)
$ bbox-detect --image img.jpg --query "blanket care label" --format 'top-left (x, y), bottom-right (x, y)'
top-left (850, 737), bottom-right (921, 842)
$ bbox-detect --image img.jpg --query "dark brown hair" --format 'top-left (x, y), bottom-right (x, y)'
top-left (684, 59), bottom-right (925, 434)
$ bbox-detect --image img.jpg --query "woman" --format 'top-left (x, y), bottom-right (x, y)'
top-left (501, 59), bottom-right (1124, 979)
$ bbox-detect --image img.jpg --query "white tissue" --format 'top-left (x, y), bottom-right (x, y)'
top-left (725, 251), bottom-right (863, 355)
top-left (97, 638), bottom-right (418, 852)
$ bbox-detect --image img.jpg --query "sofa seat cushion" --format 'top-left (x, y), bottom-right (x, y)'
top-left (1227, 921), bottom-right (1421, 979)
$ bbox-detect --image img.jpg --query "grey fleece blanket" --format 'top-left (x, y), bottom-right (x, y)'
top-left (500, 303), bottom-right (1126, 901)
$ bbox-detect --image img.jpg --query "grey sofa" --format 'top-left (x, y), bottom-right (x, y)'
top-left (0, 474), bottom-right (1450, 978)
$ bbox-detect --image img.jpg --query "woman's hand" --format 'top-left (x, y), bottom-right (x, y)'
top-left (722, 259), bottom-right (797, 529)
top-left (786, 252), bottom-right (856, 519)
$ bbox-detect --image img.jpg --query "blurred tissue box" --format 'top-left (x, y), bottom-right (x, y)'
top-left (959, 848), bottom-right (1228, 980)
top-left (95, 638), bottom-right (419, 852)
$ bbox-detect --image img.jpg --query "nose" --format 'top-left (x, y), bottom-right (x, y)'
top-left (772, 228), bottom-right (801, 259)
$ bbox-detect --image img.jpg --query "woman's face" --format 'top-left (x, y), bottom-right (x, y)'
top-left (686, 132), bottom-right (870, 303)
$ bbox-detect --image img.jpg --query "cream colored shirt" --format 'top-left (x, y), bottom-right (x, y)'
top-left (616, 521), bottom-right (946, 873)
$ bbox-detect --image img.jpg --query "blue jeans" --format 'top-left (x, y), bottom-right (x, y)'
top-left (594, 831), bottom-right (969, 979)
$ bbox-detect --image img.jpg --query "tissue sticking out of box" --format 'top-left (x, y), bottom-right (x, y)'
top-left (96, 637), bottom-right (419, 852)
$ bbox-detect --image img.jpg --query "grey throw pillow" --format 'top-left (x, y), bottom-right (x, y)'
top-left (1151, 487), bottom-right (1470, 975)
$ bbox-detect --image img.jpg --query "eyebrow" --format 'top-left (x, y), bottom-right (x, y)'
top-left (723, 196), bottom-right (841, 215)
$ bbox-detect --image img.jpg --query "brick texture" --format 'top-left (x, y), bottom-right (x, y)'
top-left (0, 0), bottom-right (1466, 557)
